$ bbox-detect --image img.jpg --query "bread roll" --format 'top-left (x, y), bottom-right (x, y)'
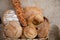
top-left (37, 17), bottom-right (50, 38)
top-left (2, 10), bottom-right (22, 38)
top-left (24, 7), bottom-right (44, 23)
top-left (24, 25), bottom-right (37, 39)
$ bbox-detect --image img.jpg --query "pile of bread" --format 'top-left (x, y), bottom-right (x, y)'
top-left (2, 0), bottom-right (50, 39)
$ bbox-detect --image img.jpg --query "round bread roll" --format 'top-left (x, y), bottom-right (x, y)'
top-left (24, 7), bottom-right (44, 23)
top-left (4, 21), bottom-right (22, 38)
top-left (37, 17), bottom-right (50, 38)
top-left (2, 10), bottom-right (22, 38)
top-left (24, 25), bottom-right (37, 39)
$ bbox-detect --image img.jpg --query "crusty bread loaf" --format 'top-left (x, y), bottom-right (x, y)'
top-left (2, 10), bottom-right (22, 38)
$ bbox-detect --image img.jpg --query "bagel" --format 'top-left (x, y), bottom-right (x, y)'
top-left (37, 17), bottom-right (50, 38)
top-left (24, 7), bottom-right (44, 23)
top-left (11, 0), bottom-right (27, 27)
top-left (27, 14), bottom-right (44, 26)
top-left (2, 10), bottom-right (22, 38)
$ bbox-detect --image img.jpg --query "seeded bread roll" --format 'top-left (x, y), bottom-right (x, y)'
top-left (2, 10), bottom-right (22, 38)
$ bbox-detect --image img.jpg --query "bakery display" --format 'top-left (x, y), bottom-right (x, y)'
top-left (11, 0), bottom-right (27, 27)
top-left (2, 10), bottom-right (22, 38)
top-left (37, 17), bottom-right (50, 38)
top-left (1, 0), bottom-right (50, 39)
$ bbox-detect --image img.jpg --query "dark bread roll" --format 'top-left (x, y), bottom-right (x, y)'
top-left (37, 17), bottom-right (50, 38)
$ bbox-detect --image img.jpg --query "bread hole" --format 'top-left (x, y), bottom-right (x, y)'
top-left (32, 19), bottom-right (40, 25)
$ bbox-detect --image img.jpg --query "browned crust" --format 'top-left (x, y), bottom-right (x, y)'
top-left (37, 17), bottom-right (50, 38)
top-left (11, 0), bottom-right (27, 27)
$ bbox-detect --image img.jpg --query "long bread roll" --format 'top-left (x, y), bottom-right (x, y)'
top-left (11, 0), bottom-right (27, 27)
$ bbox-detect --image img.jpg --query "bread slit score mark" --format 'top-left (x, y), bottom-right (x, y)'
top-left (11, 0), bottom-right (27, 27)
